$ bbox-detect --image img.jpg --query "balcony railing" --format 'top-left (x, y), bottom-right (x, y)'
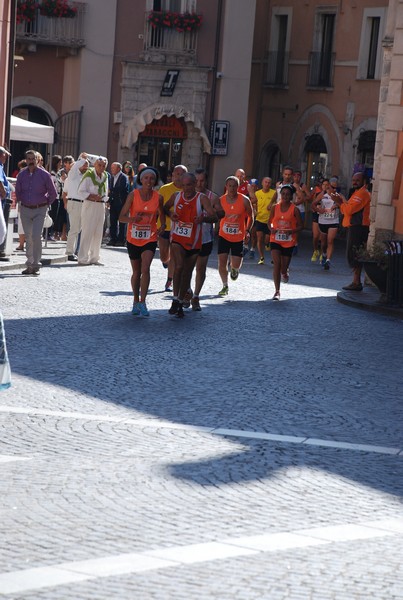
top-left (16, 3), bottom-right (85, 48)
top-left (308, 51), bottom-right (335, 88)
top-left (142, 11), bottom-right (198, 64)
top-left (265, 51), bottom-right (289, 87)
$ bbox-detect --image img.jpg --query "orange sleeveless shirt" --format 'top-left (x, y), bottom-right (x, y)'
top-left (219, 194), bottom-right (247, 242)
top-left (171, 191), bottom-right (203, 250)
top-left (270, 203), bottom-right (298, 247)
top-left (126, 189), bottom-right (159, 246)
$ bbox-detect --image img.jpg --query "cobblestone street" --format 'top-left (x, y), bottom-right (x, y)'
top-left (1, 236), bottom-right (402, 599)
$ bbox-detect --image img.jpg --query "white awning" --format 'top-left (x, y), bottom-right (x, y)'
top-left (121, 104), bottom-right (211, 154)
top-left (10, 115), bottom-right (54, 144)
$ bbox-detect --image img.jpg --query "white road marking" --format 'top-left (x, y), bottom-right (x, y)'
top-left (0, 405), bottom-right (401, 456)
top-left (0, 455), bottom-right (32, 464)
top-left (0, 518), bottom-right (401, 595)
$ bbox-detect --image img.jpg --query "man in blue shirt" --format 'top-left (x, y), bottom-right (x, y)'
top-left (0, 146), bottom-right (11, 259)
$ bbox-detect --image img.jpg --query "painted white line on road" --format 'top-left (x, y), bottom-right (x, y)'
top-left (0, 405), bottom-right (401, 457)
top-left (0, 455), bottom-right (32, 464)
top-left (0, 518), bottom-right (401, 596)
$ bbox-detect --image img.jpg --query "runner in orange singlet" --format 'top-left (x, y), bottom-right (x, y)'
top-left (269, 184), bottom-right (303, 300)
top-left (119, 167), bottom-right (165, 316)
top-left (217, 176), bottom-right (253, 296)
top-left (164, 173), bottom-right (216, 318)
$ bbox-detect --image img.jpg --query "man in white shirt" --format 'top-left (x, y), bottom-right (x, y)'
top-left (63, 154), bottom-right (89, 261)
top-left (77, 156), bottom-right (109, 266)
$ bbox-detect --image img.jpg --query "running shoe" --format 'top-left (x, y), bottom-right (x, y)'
top-left (218, 284), bottom-right (229, 296)
top-left (248, 249), bottom-right (255, 260)
top-left (131, 302), bottom-right (140, 316)
top-left (324, 259), bottom-right (331, 271)
top-left (242, 246), bottom-right (249, 257)
top-left (138, 302), bottom-right (149, 317)
top-left (311, 249), bottom-right (320, 262)
top-left (320, 254), bottom-right (327, 266)
top-left (281, 270), bottom-right (289, 283)
top-left (168, 299), bottom-right (180, 314)
top-left (176, 304), bottom-right (185, 318)
top-left (191, 296), bottom-right (201, 311)
top-left (258, 257), bottom-right (265, 265)
top-left (165, 277), bottom-right (173, 292)
top-left (230, 267), bottom-right (239, 281)
top-left (162, 262), bottom-right (168, 269)
top-left (272, 291), bottom-right (280, 301)
top-left (265, 243), bottom-right (271, 251)
top-left (182, 289), bottom-right (193, 309)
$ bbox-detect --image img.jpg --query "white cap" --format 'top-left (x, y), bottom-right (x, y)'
top-left (0, 146), bottom-right (11, 156)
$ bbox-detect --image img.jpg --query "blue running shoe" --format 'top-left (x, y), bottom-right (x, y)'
top-left (138, 302), bottom-right (149, 317)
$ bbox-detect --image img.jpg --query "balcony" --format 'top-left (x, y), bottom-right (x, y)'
top-left (307, 51), bottom-right (335, 88)
top-left (141, 11), bottom-right (198, 65)
top-left (16, 3), bottom-right (85, 50)
top-left (265, 51), bottom-right (289, 87)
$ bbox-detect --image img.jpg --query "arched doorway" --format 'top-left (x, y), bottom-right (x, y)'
top-left (10, 105), bottom-right (53, 172)
top-left (136, 116), bottom-right (188, 182)
top-left (258, 141), bottom-right (281, 183)
top-left (304, 133), bottom-right (328, 192)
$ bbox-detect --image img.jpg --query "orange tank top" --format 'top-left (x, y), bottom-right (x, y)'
top-left (126, 189), bottom-right (159, 246)
top-left (171, 191), bottom-right (203, 250)
top-left (270, 203), bottom-right (298, 247)
top-left (219, 194), bottom-right (247, 242)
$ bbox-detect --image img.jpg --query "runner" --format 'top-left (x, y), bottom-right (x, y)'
top-left (217, 176), bottom-right (254, 296)
top-left (311, 177), bottom-right (340, 270)
top-left (252, 176), bottom-right (277, 264)
top-left (310, 177), bottom-right (326, 262)
top-left (189, 168), bottom-right (222, 311)
top-left (163, 173), bottom-right (216, 318)
top-left (269, 184), bottom-right (303, 300)
top-left (119, 167), bottom-right (165, 316)
top-left (158, 165), bottom-right (187, 291)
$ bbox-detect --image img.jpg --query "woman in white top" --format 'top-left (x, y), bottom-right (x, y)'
top-left (311, 177), bottom-right (340, 270)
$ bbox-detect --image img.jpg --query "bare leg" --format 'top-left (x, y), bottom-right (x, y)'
top-left (130, 259), bottom-right (141, 303)
top-left (281, 255), bottom-right (292, 277)
top-left (230, 255), bottom-right (243, 271)
top-left (271, 249), bottom-right (281, 293)
top-left (256, 230), bottom-right (265, 258)
top-left (170, 243), bottom-right (185, 297)
top-left (326, 227), bottom-right (337, 261)
top-left (312, 222), bottom-right (320, 251)
top-left (139, 250), bottom-right (154, 302)
top-left (218, 253), bottom-right (229, 285)
top-left (194, 254), bottom-right (209, 297)
top-left (179, 254), bottom-right (199, 301)
top-left (320, 232), bottom-right (328, 257)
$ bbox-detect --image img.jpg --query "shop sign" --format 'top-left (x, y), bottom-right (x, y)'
top-left (211, 121), bottom-right (230, 156)
top-left (160, 70), bottom-right (180, 97)
top-left (142, 116), bottom-right (187, 139)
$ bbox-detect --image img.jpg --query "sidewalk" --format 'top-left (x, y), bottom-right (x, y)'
top-left (0, 232), bottom-right (67, 271)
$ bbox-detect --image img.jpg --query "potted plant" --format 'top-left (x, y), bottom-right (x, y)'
top-left (17, 0), bottom-right (40, 24)
top-left (356, 241), bottom-right (389, 298)
top-left (40, 0), bottom-right (77, 18)
top-left (148, 11), bottom-right (203, 32)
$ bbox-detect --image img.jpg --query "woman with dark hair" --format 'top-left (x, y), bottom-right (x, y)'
top-left (122, 161), bottom-right (135, 191)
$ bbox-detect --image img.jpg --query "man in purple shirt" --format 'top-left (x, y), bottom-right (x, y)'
top-left (16, 150), bottom-right (57, 275)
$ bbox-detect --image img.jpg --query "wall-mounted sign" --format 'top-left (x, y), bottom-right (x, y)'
top-left (160, 70), bottom-right (180, 97)
top-left (210, 120), bottom-right (230, 156)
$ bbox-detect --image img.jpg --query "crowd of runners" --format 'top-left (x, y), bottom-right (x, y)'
top-left (120, 164), bottom-right (371, 317)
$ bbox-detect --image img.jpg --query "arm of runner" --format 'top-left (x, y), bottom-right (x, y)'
top-left (269, 204), bottom-right (276, 234)
top-left (195, 194), bottom-right (218, 224)
top-left (163, 193), bottom-right (178, 220)
top-left (244, 197), bottom-right (254, 239)
top-left (157, 195), bottom-right (166, 235)
top-left (293, 207), bottom-right (304, 233)
top-left (311, 193), bottom-right (325, 213)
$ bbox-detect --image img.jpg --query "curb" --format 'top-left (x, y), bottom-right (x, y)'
top-left (0, 255), bottom-right (67, 272)
top-left (337, 289), bottom-right (403, 319)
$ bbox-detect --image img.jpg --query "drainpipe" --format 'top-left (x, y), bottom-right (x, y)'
top-left (5, 0), bottom-right (17, 159)
top-left (206, 0), bottom-right (223, 175)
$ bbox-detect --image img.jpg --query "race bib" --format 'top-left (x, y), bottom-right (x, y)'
top-left (223, 222), bottom-right (239, 235)
top-left (275, 231), bottom-right (292, 242)
top-left (323, 211), bottom-right (336, 220)
top-left (174, 221), bottom-right (193, 238)
top-left (131, 224), bottom-right (151, 240)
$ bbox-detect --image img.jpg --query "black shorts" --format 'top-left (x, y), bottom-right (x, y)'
top-left (312, 212), bottom-right (319, 224)
top-left (171, 241), bottom-right (200, 257)
top-left (254, 220), bottom-right (270, 235)
top-left (319, 223), bottom-right (339, 235)
top-left (270, 242), bottom-right (294, 257)
top-left (159, 230), bottom-right (170, 240)
top-left (127, 241), bottom-right (157, 260)
top-left (217, 236), bottom-right (244, 257)
top-left (199, 241), bottom-right (213, 258)
top-left (347, 225), bottom-right (369, 268)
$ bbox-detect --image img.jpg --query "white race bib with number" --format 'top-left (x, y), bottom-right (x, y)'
top-left (323, 211), bottom-right (336, 220)
top-left (131, 224), bottom-right (151, 240)
top-left (223, 222), bottom-right (239, 235)
top-left (174, 221), bottom-right (193, 238)
top-left (275, 231), bottom-right (292, 242)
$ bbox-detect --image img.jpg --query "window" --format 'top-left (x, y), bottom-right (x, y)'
top-left (357, 9), bottom-right (386, 80)
top-left (151, 0), bottom-right (196, 11)
top-left (309, 11), bottom-right (336, 87)
top-left (266, 8), bottom-right (292, 87)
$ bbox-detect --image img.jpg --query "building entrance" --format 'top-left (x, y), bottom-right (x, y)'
top-left (137, 116), bottom-right (187, 183)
